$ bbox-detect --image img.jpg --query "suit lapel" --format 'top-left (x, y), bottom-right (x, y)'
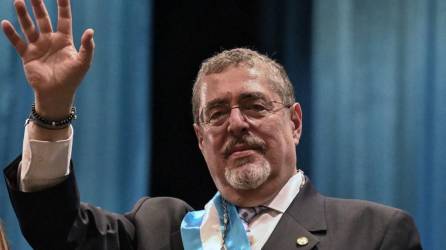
top-left (262, 213), bottom-right (320, 250)
top-left (262, 178), bottom-right (327, 250)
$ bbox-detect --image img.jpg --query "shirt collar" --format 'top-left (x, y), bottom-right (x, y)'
top-left (264, 170), bottom-right (305, 213)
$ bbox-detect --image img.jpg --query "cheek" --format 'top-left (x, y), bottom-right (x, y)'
top-left (257, 120), bottom-right (290, 144)
top-left (202, 133), bottom-right (223, 153)
top-left (201, 135), bottom-right (228, 186)
top-left (201, 133), bottom-right (227, 169)
top-left (258, 121), bottom-right (294, 158)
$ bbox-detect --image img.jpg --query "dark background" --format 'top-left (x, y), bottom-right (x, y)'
top-left (151, 0), bottom-right (312, 208)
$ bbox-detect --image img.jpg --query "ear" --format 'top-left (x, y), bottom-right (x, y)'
top-left (193, 123), bottom-right (204, 151)
top-left (289, 103), bottom-right (303, 145)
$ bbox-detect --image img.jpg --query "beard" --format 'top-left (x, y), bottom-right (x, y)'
top-left (224, 157), bottom-right (271, 190)
top-left (222, 133), bottom-right (270, 190)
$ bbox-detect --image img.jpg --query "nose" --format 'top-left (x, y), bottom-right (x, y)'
top-left (226, 106), bottom-right (250, 135)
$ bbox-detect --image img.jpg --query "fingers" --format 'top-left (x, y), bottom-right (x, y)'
top-left (57, 0), bottom-right (72, 37)
top-left (31, 0), bottom-right (53, 33)
top-left (14, 0), bottom-right (39, 42)
top-left (1, 20), bottom-right (27, 56)
top-left (78, 29), bottom-right (95, 66)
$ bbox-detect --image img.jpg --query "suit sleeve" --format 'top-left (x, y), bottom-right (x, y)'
top-left (4, 156), bottom-right (136, 250)
top-left (379, 209), bottom-right (422, 250)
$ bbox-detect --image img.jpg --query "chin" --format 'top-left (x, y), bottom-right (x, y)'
top-left (224, 160), bottom-right (271, 190)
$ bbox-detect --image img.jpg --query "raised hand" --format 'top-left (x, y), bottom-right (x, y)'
top-left (1, 0), bottom-right (94, 119)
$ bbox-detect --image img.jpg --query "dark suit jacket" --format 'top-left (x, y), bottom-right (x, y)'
top-left (4, 156), bottom-right (421, 249)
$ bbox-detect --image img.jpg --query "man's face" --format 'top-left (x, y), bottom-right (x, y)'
top-left (194, 65), bottom-right (302, 206)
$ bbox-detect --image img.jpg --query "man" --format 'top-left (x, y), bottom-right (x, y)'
top-left (2, 0), bottom-right (422, 250)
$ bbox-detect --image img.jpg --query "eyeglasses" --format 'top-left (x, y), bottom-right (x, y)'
top-left (200, 100), bottom-right (291, 127)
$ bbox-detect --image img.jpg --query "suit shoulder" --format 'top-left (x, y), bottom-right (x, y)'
top-left (127, 196), bottom-right (193, 227)
top-left (130, 196), bottom-right (193, 216)
top-left (126, 197), bottom-right (193, 248)
top-left (133, 196), bottom-right (193, 213)
top-left (325, 196), bottom-right (407, 212)
top-left (324, 196), bottom-right (416, 230)
top-left (326, 196), bottom-right (409, 218)
top-left (325, 197), bottom-right (421, 248)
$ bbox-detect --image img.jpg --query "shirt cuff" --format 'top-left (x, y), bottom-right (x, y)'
top-left (20, 125), bottom-right (73, 192)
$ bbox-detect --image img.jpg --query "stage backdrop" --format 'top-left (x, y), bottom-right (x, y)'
top-left (312, 1), bottom-right (446, 249)
top-left (0, 0), bottom-right (151, 249)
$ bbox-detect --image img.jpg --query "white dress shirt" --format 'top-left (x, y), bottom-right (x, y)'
top-left (19, 125), bottom-right (73, 192)
top-left (248, 171), bottom-right (304, 250)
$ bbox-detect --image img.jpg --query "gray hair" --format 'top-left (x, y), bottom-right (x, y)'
top-left (192, 48), bottom-right (295, 123)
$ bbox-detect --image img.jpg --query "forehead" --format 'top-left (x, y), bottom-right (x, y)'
top-left (199, 65), bottom-right (277, 105)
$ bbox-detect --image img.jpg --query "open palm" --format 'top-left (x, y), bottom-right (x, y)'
top-left (22, 32), bottom-right (86, 94)
top-left (1, 0), bottom-right (94, 116)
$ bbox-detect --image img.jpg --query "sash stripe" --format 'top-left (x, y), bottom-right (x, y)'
top-left (181, 193), bottom-right (251, 250)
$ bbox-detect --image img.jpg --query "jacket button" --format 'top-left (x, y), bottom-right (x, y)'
top-left (296, 236), bottom-right (309, 246)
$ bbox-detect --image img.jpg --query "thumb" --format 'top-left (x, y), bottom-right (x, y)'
top-left (78, 28), bottom-right (95, 66)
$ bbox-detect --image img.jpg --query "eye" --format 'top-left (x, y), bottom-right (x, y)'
top-left (244, 102), bottom-right (268, 112)
top-left (209, 110), bottom-right (226, 119)
top-left (206, 106), bottom-right (229, 123)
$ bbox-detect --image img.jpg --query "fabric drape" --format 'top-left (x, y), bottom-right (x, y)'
top-left (0, 1), bottom-right (151, 249)
top-left (312, 1), bottom-right (446, 249)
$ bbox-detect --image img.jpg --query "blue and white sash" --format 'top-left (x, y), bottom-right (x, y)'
top-left (180, 193), bottom-right (251, 250)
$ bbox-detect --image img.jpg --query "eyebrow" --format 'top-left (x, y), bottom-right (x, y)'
top-left (238, 92), bottom-right (268, 102)
top-left (204, 91), bottom-right (269, 109)
top-left (204, 98), bottom-right (229, 110)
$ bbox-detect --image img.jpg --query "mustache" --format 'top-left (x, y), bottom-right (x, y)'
top-left (222, 134), bottom-right (267, 159)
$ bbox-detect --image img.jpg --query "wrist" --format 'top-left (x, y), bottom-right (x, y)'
top-left (34, 94), bottom-right (75, 120)
top-left (27, 103), bottom-right (77, 130)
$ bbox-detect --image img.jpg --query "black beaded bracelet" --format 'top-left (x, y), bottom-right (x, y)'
top-left (25, 103), bottom-right (77, 130)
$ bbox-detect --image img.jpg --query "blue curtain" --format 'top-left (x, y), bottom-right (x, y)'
top-left (312, 1), bottom-right (445, 249)
top-left (0, 0), bottom-right (152, 249)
